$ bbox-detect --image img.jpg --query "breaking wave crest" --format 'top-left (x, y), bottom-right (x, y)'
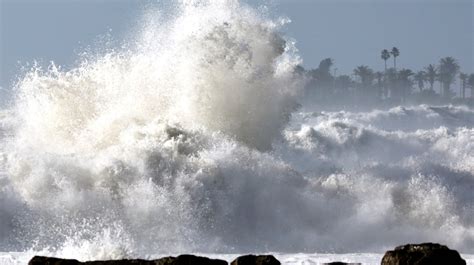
top-left (0, 0), bottom-right (473, 260)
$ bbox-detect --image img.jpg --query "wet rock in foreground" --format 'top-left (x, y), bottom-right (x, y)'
top-left (29, 256), bottom-right (80, 265)
top-left (29, 255), bottom-right (227, 265)
top-left (322, 262), bottom-right (361, 265)
top-left (28, 243), bottom-right (468, 265)
top-left (381, 243), bottom-right (466, 265)
top-left (230, 255), bottom-right (280, 265)
top-left (157, 255), bottom-right (227, 265)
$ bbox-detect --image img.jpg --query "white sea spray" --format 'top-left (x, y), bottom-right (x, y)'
top-left (0, 0), bottom-right (472, 261)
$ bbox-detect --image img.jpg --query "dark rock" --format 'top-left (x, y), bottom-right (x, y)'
top-left (230, 255), bottom-right (280, 265)
top-left (29, 256), bottom-right (154, 265)
top-left (156, 255), bottom-right (227, 265)
top-left (381, 242), bottom-right (466, 265)
top-left (29, 255), bottom-right (227, 265)
top-left (29, 256), bottom-right (81, 265)
top-left (87, 260), bottom-right (153, 265)
top-left (322, 262), bottom-right (361, 265)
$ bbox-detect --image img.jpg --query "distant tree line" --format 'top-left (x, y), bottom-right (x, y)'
top-left (297, 47), bottom-right (474, 107)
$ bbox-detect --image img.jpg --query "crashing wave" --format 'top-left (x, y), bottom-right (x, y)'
top-left (0, 0), bottom-right (472, 260)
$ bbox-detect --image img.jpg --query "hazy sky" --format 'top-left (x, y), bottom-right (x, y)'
top-left (0, 0), bottom-right (473, 90)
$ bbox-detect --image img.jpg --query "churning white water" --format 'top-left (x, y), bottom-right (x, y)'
top-left (0, 0), bottom-right (473, 263)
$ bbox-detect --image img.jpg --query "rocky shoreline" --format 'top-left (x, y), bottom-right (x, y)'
top-left (28, 243), bottom-right (466, 265)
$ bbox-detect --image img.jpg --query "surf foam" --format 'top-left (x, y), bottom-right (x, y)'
top-left (0, 0), bottom-right (472, 261)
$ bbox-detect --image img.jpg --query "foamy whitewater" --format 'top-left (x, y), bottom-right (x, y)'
top-left (0, 1), bottom-right (473, 264)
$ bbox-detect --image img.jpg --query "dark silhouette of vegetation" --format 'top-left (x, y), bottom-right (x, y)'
top-left (391, 47), bottom-right (400, 69)
top-left (381, 49), bottom-right (390, 72)
top-left (307, 58), bottom-right (335, 100)
top-left (413, 71), bottom-right (425, 92)
top-left (375, 71), bottom-right (384, 99)
top-left (425, 64), bottom-right (437, 91)
top-left (438, 57), bottom-right (460, 98)
top-left (469, 74), bottom-right (474, 97)
top-left (354, 66), bottom-right (374, 88)
top-left (298, 48), bottom-right (473, 108)
top-left (459, 73), bottom-right (468, 99)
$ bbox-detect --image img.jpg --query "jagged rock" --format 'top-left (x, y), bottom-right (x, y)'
top-left (29, 256), bottom-right (155, 264)
top-left (88, 260), bottom-right (152, 265)
top-left (28, 256), bottom-right (157, 265)
top-left (323, 263), bottom-right (360, 265)
top-left (29, 255), bottom-right (227, 265)
top-left (230, 255), bottom-right (280, 265)
top-left (381, 243), bottom-right (466, 265)
top-left (157, 255), bottom-right (227, 265)
top-left (29, 256), bottom-right (81, 265)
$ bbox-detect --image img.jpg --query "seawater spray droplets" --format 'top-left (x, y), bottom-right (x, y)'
top-left (13, 0), bottom-right (301, 153)
top-left (130, 0), bottom-right (301, 151)
top-left (4, 0), bottom-right (303, 257)
top-left (0, 0), bottom-right (473, 260)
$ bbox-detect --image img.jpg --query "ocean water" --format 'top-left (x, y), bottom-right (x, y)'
top-left (0, 0), bottom-right (473, 264)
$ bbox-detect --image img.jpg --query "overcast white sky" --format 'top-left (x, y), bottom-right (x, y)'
top-left (1, 0), bottom-right (473, 90)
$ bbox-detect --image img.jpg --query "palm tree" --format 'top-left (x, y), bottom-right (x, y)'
top-left (438, 57), bottom-right (460, 98)
top-left (318, 58), bottom-right (334, 74)
top-left (375, 71), bottom-right (384, 99)
top-left (424, 64), bottom-right (437, 91)
top-left (459, 73), bottom-right (468, 99)
top-left (391, 47), bottom-right (400, 69)
top-left (381, 49), bottom-right (390, 72)
top-left (468, 74), bottom-right (474, 98)
top-left (385, 68), bottom-right (398, 98)
top-left (398, 69), bottom-right (414, 102)
top-left (354, 65), bottom-right (374, 98)
top-left (354, 65), bottom-right (374, 88)
top-left (413, 71), bottom-right (426, 92)
top-left (311, 58), bottom-right (335, 98)
top-left (333, 74), bottom-right (354, 103)
top-left (336, 75), bottom-right (353, 93)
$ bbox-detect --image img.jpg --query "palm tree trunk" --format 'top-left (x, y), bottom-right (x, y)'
top-left (462, 83), bottom-right (465, 99)
top-left (444, 82), bottom-right (450, 98)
